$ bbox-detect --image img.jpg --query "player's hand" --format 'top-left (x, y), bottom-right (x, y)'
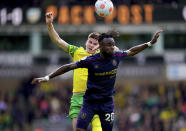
top-left (31, 77), bottom-right (48, 84)
top-left (150, 30), bottom-right (163, 44)
top-left (46, 12), bottom-right (54, 25)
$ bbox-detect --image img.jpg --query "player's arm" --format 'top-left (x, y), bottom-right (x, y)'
top-left (126, 30), bottom-right (163, 56)
top-left (46, 12), bottom-right (68, 52)
top-left (31, 62), bottom-right (78, 84)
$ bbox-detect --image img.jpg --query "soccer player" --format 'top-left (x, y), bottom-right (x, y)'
top-left (32, 29), bottom-right (163, 131)
top-left (45, 12), bottom-right (102, 131)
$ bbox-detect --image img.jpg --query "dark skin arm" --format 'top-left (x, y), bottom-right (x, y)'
top-left (31, 62), bottom-right (78, 84)
top-left (126, 30), bottom-right (163, 56)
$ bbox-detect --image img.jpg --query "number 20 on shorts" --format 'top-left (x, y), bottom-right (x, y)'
top-left (105, 113), bottom-right (114, 122)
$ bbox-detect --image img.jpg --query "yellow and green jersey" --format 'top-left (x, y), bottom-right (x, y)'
top-left (66, 44), bottom-right (94, 93)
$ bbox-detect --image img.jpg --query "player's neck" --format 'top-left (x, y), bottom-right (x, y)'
top-left (100, 52), bottom-right (112, 59)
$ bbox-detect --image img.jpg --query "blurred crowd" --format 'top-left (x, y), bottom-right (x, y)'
top-left (114, 82), bottom-right (186, 131)
top-left (0, 76), bottom-right (72, 131)
top-left (0, 75), bottom-right (186, 131)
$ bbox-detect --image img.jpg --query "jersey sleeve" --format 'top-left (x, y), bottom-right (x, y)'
top-left (115, 51), bottom-right (128, 60)
top-left (66, 44), bottom-right (79, 58)
top-left (122, 51), bottom-right (127, 58)
top-left (76, 56), bottom-right (90, 68)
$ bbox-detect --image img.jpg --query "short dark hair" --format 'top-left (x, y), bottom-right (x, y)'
top-left (88, 32), bottom-right (100, 40)
top-left (98, 30), bottom-right (119, 44)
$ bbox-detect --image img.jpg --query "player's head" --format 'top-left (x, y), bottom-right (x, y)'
top-left (85, 32), bottom-right (100, 54)
top-left (98, 30), bottom-right (119, 58)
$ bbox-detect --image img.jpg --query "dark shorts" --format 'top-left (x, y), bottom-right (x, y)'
top-left (77, 100), bottom-right (114, 131)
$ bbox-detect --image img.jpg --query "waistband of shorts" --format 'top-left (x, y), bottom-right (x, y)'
top-left (73, 91), bottom-right (85, 95)
top-left (72, 92), bottom-right (85, 97)
top-left (84, 97), bottom-right (113, 103)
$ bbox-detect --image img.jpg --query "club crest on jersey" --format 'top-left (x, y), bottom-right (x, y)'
top-left (94, 65), bottom-right (99, 69)
top-left (112, 60), bottom-right (117, 66)
top-left (81, 112), bottom-right (86, 119)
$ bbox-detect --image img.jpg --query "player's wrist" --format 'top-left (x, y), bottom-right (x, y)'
top-left (44, 75), bottom-right (50, 81)
top-left (47, 22), bottom-right (53, 27)
top-left (146, 41), bottom-right (152, 47)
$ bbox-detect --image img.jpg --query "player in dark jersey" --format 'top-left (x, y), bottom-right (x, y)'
top-left (32, 30), bottom-right (163, 131)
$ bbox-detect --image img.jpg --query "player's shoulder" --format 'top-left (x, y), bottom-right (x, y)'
top-left (114, 50), bottom-right (127, 56)
top-left (80, 53), bottom-right (100, 61)
top-left (75, 46), bottom-right (87, 54)
top-left (78, 46), bottom-right (85, 51)
top-left (114, 50), bottom-right (124, 54)
top-left (68, 44), bottom-right (84, 50)
top-left (90, 53), bottom-right (100, 58)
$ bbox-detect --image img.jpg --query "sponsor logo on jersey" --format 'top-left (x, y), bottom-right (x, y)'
top-left (94, 69), bottom-right (117, 76)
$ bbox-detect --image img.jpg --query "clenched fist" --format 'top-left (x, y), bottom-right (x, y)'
top-left (46, 12), bottom-right (54, 25)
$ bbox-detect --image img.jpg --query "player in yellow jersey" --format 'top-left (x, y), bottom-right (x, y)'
top-left (46, 12), bottom-right (102, 131)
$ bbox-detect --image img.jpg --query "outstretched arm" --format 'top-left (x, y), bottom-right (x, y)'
top-left (126, 30), bottom-right (163, 56)
top-left (31, 62), bottom-right (78, 84)
top-left (46, 12), bottom-right (68, 52)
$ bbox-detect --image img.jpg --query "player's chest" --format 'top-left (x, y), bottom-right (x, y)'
top-left (89, 59), bottom-right (118, 72)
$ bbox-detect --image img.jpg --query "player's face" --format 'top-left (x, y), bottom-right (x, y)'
top-left (100, 37), bottom-right (115, 57)
top-left (86, 38), bottom-right (99, 54)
